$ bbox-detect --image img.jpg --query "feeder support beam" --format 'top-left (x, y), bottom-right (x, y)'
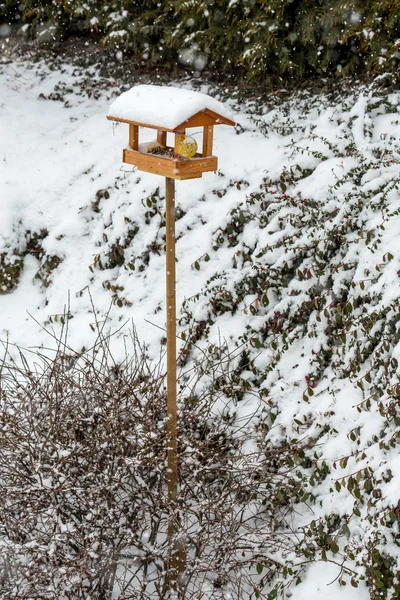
top-left (165, 176), bottom-right (183, 586)
top-left (202, 125), bottom-right (214, 157)
top-left (174, 129), bottom-right (186, 155)
top-left (129, 124), bottom-right (139, 150)
top-left (157, 130), bottom-right (167, 147)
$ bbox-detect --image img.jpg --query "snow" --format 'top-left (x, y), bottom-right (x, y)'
top-left (3, 57), bottom-right (400, 600)
top-left (289, 562), bottom-right (369, 600)
top-left (108, 83), bottom-right (235, 129)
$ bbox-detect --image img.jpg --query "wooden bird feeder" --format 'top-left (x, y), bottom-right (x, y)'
top-left (107, 85), bottom-right (235, 180)
top-left (108, 84), bottom-right (235, 590)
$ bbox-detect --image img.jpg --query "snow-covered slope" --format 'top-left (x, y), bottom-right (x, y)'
top-left (3, 57), bottom-right (400, 599)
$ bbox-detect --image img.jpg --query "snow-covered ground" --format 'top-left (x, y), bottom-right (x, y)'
top-left (0, 60), bottom-right (263, 357)
top-left (4, 56), bottom-right (400, 598)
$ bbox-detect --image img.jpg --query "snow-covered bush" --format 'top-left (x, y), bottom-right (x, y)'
top-left (175, 88), bottom-right (400, 598)
top-left (0, 326), bottom-right (316, 599)
top-left (3, 1), bottom-right (400, 83)
top-left (0, 230), bottom-right (52, 295)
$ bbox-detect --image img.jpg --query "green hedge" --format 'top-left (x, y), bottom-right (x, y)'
top-left (3, 0), bottom-right (400, 83)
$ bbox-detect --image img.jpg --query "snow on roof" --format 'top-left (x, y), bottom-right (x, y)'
top-left (107, 84), bottom-right (235, 130)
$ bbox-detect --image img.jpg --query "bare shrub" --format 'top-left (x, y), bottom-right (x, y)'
top-left (0, 328), bottom-right (312, 599)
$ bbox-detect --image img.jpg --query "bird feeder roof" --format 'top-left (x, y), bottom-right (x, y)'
top-left (107, 84), bottom-right (236, 132)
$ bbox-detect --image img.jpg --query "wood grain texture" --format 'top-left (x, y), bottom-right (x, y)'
top-left (165, 176), bottom-right (180, 585)
top-left (107, 108), bottom-right (236, 131)
top-left (129, 124), bottom-right (139, 150)
top-left (122, 149), bottom-right (217, 180)
top-left (174, 132), bottom-right (186, 154)
top-left (107, 115), bottom-right (176, 132)
top-left (165, 178), bottom-right (187, 584)
top-left (202, 125), bottom-right (214, 157)
top-left (157, 130), bottom-right (167, 146)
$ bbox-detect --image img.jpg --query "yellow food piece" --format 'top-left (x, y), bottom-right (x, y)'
top-left (177, 135), bottom-right (198, 158)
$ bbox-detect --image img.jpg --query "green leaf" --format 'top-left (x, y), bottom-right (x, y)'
top-left (256, 563), bottom-right (263, 575)
top-left (372, 549), bottom-right (381, 563)
top-left (364, 479), bottom-right (373, 492)
top-left (330, 540), bottom-right (339, 554)
top-left (342, 524), bottom-right (350, 537)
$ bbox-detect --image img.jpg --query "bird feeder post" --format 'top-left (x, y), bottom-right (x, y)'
top-left (165, 175), bottom-right (181, 586)
top-left (107, 84), bottom-right (235, 594)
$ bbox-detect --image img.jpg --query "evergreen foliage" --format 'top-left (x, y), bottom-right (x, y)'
top-left (3, 1), bottom-right (400, 83)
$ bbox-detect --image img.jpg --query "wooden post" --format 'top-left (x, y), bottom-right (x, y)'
top-left (157, 130), bottom-right (167, 147)
top-left (202, 125), bottom-right (214, 157)
top-left (174, 129), bottom-right (186, 155)
top-left (129, 124), bottom-right (139, 150)
top-left (165, 176), bottom-right (182, 587)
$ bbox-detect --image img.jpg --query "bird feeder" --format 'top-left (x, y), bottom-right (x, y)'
top-left (107, 84), bottom-right (235, 590)
top-left (107, 85), bottom-right (235, 180)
